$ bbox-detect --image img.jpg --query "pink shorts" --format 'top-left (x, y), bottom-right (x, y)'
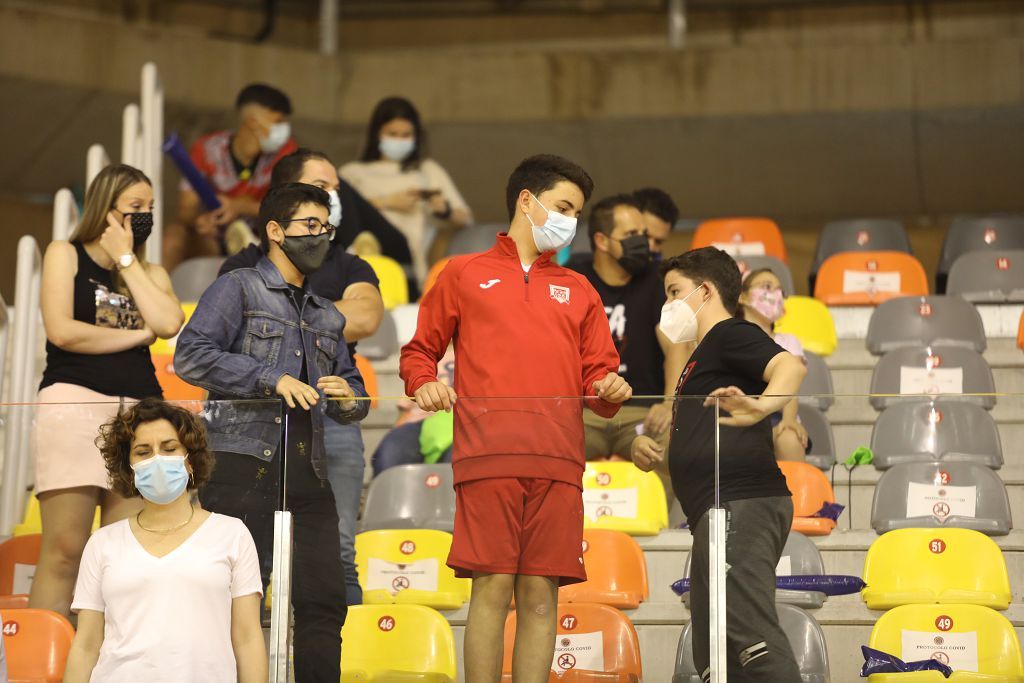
top-left (448, 477), bottom-right (587, 586)
top-left (32, 383), bottom-right (128, 493)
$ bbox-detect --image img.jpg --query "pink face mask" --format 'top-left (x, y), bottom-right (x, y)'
top-left (750, 287), bottom-right (785, 322)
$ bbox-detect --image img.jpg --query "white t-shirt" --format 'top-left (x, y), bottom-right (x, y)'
top-left (71, 513), bottom-right (263, 683)
top-left (339, 158), bottom-right (471, 282)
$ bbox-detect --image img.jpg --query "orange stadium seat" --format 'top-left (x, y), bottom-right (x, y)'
top-left (0, 535), bottom-right (41, 598)
top-left (423, 257), bottom-right (453, 298)
top-left (353, 353), bottom-right (379, 409)
top-left (1017, 311), bottom-right (1024, 351)
top-left (814, 251), bottom-right (928, 306)
top-left (559, 529), bottom-right (649, 610)
top-left (691, 218), bottom-right (788, 263)
top-left (503, 603), bottom-right (642, 682)
top-left (152, 353), bottom-right (206, 401)
top-left (1, 608), bottom-right (75, 683)
top-left (778, 461), bottom-right (837, 537)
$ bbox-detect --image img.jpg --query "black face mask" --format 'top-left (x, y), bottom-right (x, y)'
top-left (279, 233), bottom-right (331, 276)
top-left (616, 234), bottom-right (652, 275)
top-left (126, 212), bottom-right (154, 246)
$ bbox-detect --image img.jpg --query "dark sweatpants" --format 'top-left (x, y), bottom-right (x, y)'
top-left (690, 496), bottom-right (802, 683)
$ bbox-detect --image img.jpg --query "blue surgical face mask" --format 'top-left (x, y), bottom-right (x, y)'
top-left (260, 121), bottom-right (291, 154)
top-left (132, 454), bottom-right (190, 505)
top-left (379, 136), bottom-right (415, 162)
top-left (526, 192), bottom-right (577, 253)
top-left (328, 189), bottom-right (342, 236)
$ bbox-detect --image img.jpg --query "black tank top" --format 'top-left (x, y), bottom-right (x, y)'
top-left (39, 241), bottom-right (163, 399)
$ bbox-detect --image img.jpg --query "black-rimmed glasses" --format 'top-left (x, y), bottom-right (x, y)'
top-left (279, 217), bottom-right (336, 237)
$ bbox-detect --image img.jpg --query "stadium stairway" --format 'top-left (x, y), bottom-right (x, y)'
top-left (363, 308), bottom-right (1024, 682)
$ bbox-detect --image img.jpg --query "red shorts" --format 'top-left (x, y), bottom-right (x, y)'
top-left (448, 477), bottom-right (586, 586)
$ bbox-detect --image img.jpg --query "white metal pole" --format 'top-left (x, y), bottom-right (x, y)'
top-left (141, 62), bottom-right (164, 264)
top-left (709, 397), bottom-right (727, 682)
top-left (51, 188), bottom-right (79, 243)
top-left (86, 144), bottom-right (110, 188)
top-left (0, 236), bottom-right (41, 534)
top-left (319, 0), bottom-right (338, 56)
top-left (669, 0), bottom-right (687, 50)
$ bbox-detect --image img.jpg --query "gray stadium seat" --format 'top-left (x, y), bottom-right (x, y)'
top-left (869, 346), bottom-right (995, 411)
top-left (810, 218), bottom-right (911, 291)
top-left (673, 603), bottom-right (830, 683)
top-left (732, 255), bottom-right (795, 296)
top-left (871, 461), bottom-right (1012, 536)
top-left (391, 303), bottom-right (420, 347)
top-left (870, 400), bottom-right (1003, 470)
top-left (798, 404), bottom-right (835, 471)
top-left (798, 351), bottom-right (834, 412)
top-left (360, 464), bottom-right (455, 532)
top-left (937, 215), bottom-right (1024, 292)
top-left (355, 310), bottom-right (398, 360)
top-left (947, 249), bottom-right (1024, 303)
top-left (445, 224), bottom-right (502, 256)
top-left (866, 295), bottom-right (986, 355)
top-left (170, 256), bottom-right (225, 302)
top-left (681, 532), bottom-right (828, 610)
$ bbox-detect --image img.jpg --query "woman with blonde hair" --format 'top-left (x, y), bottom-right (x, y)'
top-left (28, 163), bottom-right (185, 616)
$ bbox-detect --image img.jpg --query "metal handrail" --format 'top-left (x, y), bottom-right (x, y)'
top-left (0, 236), bottom-right (41, 534)
top-left (51, 187), bottom-right (79, 243)
top-left (86, 143), bottom-right (110, 188)
top-left (141, 62), bottom-right (164, 265)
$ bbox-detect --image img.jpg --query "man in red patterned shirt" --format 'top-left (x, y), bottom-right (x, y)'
top-left (163, 83), bottom-right (297, 271)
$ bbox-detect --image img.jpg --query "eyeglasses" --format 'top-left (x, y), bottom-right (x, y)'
top-left (279, 217), bottom-right (336, 237)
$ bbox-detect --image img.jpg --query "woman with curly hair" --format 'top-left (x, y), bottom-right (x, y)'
top-left (63, 398), bottom-right (267, 683)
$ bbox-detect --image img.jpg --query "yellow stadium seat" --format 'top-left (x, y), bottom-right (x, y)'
top-left (582, 462), bottom-right (668, 537)
top-left (862, 529), bottom-right (1011, 611)
top-left (340, 604), bottom-right (456, 682)
top-left (355, 530), bottom-right (470, 610)
top-left (362, 255), bottom-right (409, 310)
top-left (775, 295), bottom-right (838, 357)
top-left (867, 604), bottom-right (1024, 681)
top-left (150, 302), bottom-right (197, 356)
top-left (13, 494), bottom-right (99, 536)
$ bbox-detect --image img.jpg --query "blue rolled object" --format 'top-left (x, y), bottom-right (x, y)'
top-left (163, 132), bottom-right (222, 210)
top-left (860, 646), bottom-right (953, 677)
top-left (671, 574), bottom-right (866, 597)
top-left (811, 502), bottom-right (846, 521)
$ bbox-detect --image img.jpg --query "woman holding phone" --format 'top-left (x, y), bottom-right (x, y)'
top-left (340, 96), bottom-right (472, 282)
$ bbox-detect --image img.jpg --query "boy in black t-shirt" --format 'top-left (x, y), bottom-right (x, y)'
top-left (631, 247), bottom-right (807, 683)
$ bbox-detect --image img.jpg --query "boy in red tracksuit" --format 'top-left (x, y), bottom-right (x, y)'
top-left (401, 154), bottom-right (632, 683)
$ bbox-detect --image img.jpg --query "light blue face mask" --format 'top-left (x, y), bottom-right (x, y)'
top-left (132, 454), bottom-right (190, 505)
top-left (379, 136), bottom-right (416, 162)
top-left (526, 192), bottom-right (577, 253)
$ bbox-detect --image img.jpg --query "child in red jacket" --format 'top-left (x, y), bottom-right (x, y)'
top-left (401, 155), bottom-right (632, 683)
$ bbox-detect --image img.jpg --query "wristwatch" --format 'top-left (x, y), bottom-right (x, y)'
top-left (117, 253), bottom-right (135, 270)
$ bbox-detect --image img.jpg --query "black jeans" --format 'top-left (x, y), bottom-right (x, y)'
top-left (690, 496), bottom-right (802, 683)
top-left (199, 448), bottom-right (347, 683)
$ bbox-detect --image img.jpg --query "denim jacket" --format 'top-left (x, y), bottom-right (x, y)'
top-left (174, 257), bottom-right (369, 479)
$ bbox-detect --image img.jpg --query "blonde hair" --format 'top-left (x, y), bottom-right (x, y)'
top-left (71, 164), bottom-right (152, 291)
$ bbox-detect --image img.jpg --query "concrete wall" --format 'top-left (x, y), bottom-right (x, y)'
top-left (0, 1), bottom-right (1022, 296)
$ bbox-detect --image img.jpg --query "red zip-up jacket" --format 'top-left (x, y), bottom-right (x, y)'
top-left (400, 233), bottom-right (622, 486)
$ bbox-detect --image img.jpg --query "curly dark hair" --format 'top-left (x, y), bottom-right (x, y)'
top-left (96, 398), bottom-right (215, 498)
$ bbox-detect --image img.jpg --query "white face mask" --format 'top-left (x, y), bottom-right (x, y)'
top-left (379, 136), bottom-right (416, 161)
top-left (327, 189), bottom-right (342, 237)
top-left (260, 121), bottom-right (291, 154)
top-left (659, 285), bottom-right (708, 343)
top-left (525, 192), bottom-right (577, 253)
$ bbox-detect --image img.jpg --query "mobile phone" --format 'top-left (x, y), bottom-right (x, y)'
top-left (419, 189), bottom-right (442, 199)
